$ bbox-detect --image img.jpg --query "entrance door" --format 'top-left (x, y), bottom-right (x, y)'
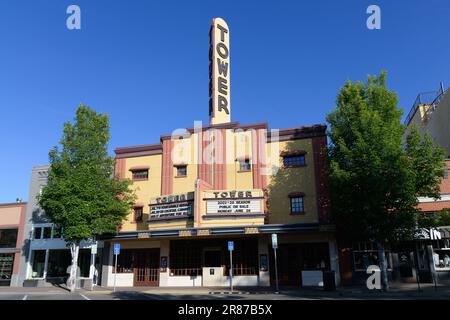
top-left (133, 249), bottom-right (160, 286)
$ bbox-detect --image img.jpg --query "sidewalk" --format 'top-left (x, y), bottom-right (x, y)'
top-left (2, 282), bottom-right (450, 298)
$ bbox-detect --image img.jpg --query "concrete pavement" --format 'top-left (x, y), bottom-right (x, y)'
top-left (1, 282), bottom-right (450, 300)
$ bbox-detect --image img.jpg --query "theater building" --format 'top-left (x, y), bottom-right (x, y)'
top-left (100, 18), bottom-right (338, 288)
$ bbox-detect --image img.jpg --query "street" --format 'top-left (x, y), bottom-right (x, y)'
top-left (1, 284), bottom-right (450, 300)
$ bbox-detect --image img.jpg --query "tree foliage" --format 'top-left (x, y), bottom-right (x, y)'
top-left (327, 71), bottom-right (445, 243)
top-left (38, 105), bottom-right (136, 243)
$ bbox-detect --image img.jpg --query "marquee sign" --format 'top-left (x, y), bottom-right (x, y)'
top-left (209, 17), bottom-right (231, 125)
top-left (149, 192), bottom-right (194, 219)
top-left (206, 199), bottom-right (261, 214)
top-left (203, 190), bottom-right (264, 215)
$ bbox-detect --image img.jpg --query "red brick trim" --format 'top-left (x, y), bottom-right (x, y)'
top-left (161, 140), bottom-right (174, 195)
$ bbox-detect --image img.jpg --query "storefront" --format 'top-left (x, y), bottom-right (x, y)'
top-left (0, 202), bottom-right (27, 287)
top-left (24, 222), bottom-right (102, 287)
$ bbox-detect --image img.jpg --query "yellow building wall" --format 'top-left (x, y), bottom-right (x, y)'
top-left (225, 129), bottom-right (254, 191)
top-left (120, 154), bottom-right (162, 232)
top-left (172, 134), bottom-right (198, 194)
top-left (265, 139), bottom-right (319, 224)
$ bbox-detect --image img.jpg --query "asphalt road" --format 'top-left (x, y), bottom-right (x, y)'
top-left (0, 291), bottom-right (449, 300)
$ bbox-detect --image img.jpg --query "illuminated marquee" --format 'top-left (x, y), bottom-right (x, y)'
top-left (204, 190), bottom-right (264, 215)
top-left (209, 17), bottom-right (231, 125)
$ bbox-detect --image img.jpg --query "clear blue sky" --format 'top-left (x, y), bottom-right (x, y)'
top-left (1, 0), bottom-right (449, 203)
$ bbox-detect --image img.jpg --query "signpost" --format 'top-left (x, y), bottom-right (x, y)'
top-left (90, 242), bottom-right (97, 291)
top-left (272, 234), bottom-right (279, 293)
top-left (228, 241), bottom-right (234, 292)
top-left (113, 243), bottom-right (120, 292)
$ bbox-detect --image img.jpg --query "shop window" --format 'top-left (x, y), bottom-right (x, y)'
top-left (169, 240), bottom-right (203, 276)
top-left (134, 207), bottom-right (143, 222)
top-left (43, 227), bottom-right (52, 239)
top-left (0, 229), bottom-right (18, 248)
top-left (131, 169), bottom-right (149, 181)
top-left (47, 250), bottom-right (71, 278)
top-left (238, 159), bottom-right (251, 171)
top-left (78, 249), bottom-right (91, 277)
top-left (176, 165), bottom-right (187, 177)
top-left (283, 154), bottom-right (306, 167)
top-left (432, 239), bottom-right (450, 270)
top-left (0, 253), bottom-right (15, 284)
top-left (224, 238), bottom-right (259, 276)
top-left (352, 242), bottom-right (391, 271)
top-left (112, 250), bottom-right (134, 273)
top-left (289, 193), bottom-right (305, 214)
top-left (31, 250), bottom-right (46, 278)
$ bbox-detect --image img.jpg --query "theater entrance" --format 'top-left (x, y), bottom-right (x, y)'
top-left (133, 249), bottom-right (160, 286)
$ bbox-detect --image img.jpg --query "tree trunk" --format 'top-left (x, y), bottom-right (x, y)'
top-left (68, 242), bottom-right (80, 292)
top-left (377, 241), bottom-right (389, 291)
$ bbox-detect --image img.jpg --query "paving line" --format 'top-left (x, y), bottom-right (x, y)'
top-left (22, 295), bottom-right (27, 300)
top-left (79, 293), bottom-right (91, 300)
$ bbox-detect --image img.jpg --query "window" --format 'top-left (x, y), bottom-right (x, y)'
top-left (289, 195), bottom-right (305, 214)
top-left (283, 155), bottom-right (306, 167)
top-left (445, 168), bottom-right (449, 179)
top-left (33, 227), bottom-right (42, 240)
top-left (225, 238), bottom-right (259, 276)
top-left (170, 240), bottom-right (203, 276)
top-left (131, 169), bottom-right (149, 180)
top-left (47, 250), bottom-right (71, 278)
top-left (134, 207), bottom-right (143, 222)
top-left (176, 165), bottom-right (187, 177)
top-left (113, 250), bottom-right (134, 273)
top-left (0, 253), bottom-right (15, 284)
top-left (0, 229), bottom-right (18, 248)
top-left (31, 250), bottom-right (46, 278)
top-left (43, 227), bottom-right (52, 239)
top-left (352, 242), bottom-right (391, 271)
top-left (238, 159), bottom-right (251, 171)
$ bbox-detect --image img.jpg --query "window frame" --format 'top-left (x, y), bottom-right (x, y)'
top-left (175, 165), bottom-right (187, 178)
top-left (131, 169), bottom-right (149, 181)
top-left (289, 193), bottom-right (305, 215)
top-left (238, 158), bottom-right (252, 172)
top-left (282, 153), bottom-right (306, 168)
top-left (134, 206), bottom-right (144, 223)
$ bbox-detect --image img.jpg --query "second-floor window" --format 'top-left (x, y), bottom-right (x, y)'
top-left (283, 155), bottom-right (306, 167)
top-left (134, 207), bottom-right (143, 222)
top-left (289, 193), bottom-right (305, 214)
top-left (131, 169), bottom-right (149, 180)
top-left (0, 229), bottom-right (18, 248)
top-left (239, 159), bottom-right (251, 171)
top-left (176, 165), bottom-right (187, 177)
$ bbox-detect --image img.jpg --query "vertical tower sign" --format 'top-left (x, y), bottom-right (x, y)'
top-left (209, 17), bottom-right (231, 125)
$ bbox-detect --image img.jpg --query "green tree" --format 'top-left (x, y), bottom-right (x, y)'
top-left (327, 71), bottom-right (444, 290)
top-left (406, 124), bottom-right (445, 199)
top-left (38, 106), bottom-right (135, 292)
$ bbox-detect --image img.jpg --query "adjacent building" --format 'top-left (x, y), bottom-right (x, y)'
top-left (99, 18), bottom-right (338, 288)
top-left (0, 201), bottom-right (27, 286)
top-left (17, 165), bottom-right (102, 287)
